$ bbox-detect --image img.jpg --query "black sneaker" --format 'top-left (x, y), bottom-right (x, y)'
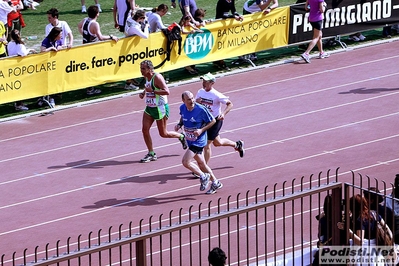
top-left (140, 153), bottom-right (157, 163)
top-left (235, 140), bottom-right (245, 158)
top-left (179, 134), bottom-right (188, 150)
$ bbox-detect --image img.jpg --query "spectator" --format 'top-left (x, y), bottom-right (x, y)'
top-left (170, 0), bottom-right (176, 9)
top-left (22, 0), bottom-right (39, 10)
top-left (385, 174), bottom-right (399, 215)
top-left (364, 187), bottom-right (394, 235)
top-left (6, 0), bottom-right (24, 42)
top-left (178, 15), bottom-right (202, 75)
top-left (178, 0), bottom-right (203, 74)
top-left (0, 0), bottom-right (15, 38)
top-left (208, 247), bottom-right (227, 266)
top-left (40, 27), bottom-right (64, 108)
top-left (313, 194), bottom-right (333, 266)
top-left (232, 0), bottom-right (278, 65)
top-left (7, 28), bottom-right (35, 55)
top-left (193, 8), bottom-right (209, 27)
top-left (215, 0), bottom-right (243, 21)
top-left (195, 72), bottom-right (244, 165)
top-left (179, 14), bottom-right (202, 34)
top-left (146, 4), bottom-right (168, 33)
top-left (124, 9), bottom-right (149, 90)
top-left (214, 0), bottom-right (243, 70)
top-left (300, 0), bottom-right (329, 63)
top-left (40, 26), bottom-right (63, 52)
top-left (0, 19), bottom-right (6, 57)
top-left (78, 5), bottom-right (118, 95)
top-left (124, 9), bottom-right (149, 38)
top-left (337, 195), bottom-right (392, 259)
top-left (138, 60), bottom-right (188, 163)
top-left (113, 0), bottom-right (135, 33)
top-left (179, 0), bottom-right (200, 26)
top-left (385, 174), bottom-right (399, 243)
top-left (7, 29), bottom-right (36, 111)
top-left (45, 8), bottom-right (73, 48)
top-left (243, 0), bottom-right (278, 14)
top-left (81, 0), bottom-right (101, 13)
top-left (175, 91), bottom-right (223, 195)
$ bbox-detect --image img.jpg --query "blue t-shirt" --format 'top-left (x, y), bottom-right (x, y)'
top-left (179, 0), bottom-right (197, 18)
top-left (179, 103), bottom-right (214, 147)
top-left (41, 37), bottom-right (62, 49)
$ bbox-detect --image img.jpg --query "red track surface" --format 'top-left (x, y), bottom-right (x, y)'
top-left (1, 41), bottom-right (399, 264)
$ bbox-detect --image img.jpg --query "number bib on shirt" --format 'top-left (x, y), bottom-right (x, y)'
top-left (145, 92), bottom-right (157, 107)
top-left (184, 127), bottom-right (197, 141)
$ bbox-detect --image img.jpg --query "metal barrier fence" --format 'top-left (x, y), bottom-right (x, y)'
top-left (3, 168), bottom-right (396, 266)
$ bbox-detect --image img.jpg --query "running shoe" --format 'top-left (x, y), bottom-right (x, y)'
top-left (250, 54), bottom-right (258, 61)
top-left (87, 88), bottom-right (101, 95)
top-left (140, 153), bottom-right (157, 163)
top-left (179, 134), bottom-right (188, 150)
top-left (348, 35), bottom-right (360, 42)
top-left (301, 53), bottom-right (310, 63)
top-left (15, 104), bottom-right (28, 111)
top-left (96, 3), bottom-right (102, 12)
top-left (318, 52), bottom-right (330, 59)
top-left (200, 173), bottom-right (210, 191)
top-left (124, 83), bottom-right (139, 90)
top-left (206, 181), bottom-right (223, 194)
top-left (235, 140), bottom-right (245, 158)
top-left (49, 98), bottom-right (55, 108)
top-left (81, 5), bottom-right (87, 13)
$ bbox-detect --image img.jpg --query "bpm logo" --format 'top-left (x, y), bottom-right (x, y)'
top-left (184, 29), bottom-right (213, 60)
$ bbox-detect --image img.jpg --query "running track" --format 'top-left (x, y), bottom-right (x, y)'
top-left (1, 40), bottom-right (399, 264)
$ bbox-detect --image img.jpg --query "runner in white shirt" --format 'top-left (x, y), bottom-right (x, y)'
top-left (195, 72), bottom-right (245, 165)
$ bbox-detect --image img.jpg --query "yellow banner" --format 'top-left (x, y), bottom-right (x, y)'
top-left (0, 7), bottom-right (289, 104)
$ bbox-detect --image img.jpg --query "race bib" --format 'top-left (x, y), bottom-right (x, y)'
top-left (184, 127), bottom-right (197, 141)
top-left (145, 92), bottom-right (157, 107)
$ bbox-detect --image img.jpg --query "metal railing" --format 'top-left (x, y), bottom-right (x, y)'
top-left (5, 168), bottom-right (394, 266)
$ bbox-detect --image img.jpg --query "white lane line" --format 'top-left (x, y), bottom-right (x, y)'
top-left (1, 55), bottom-right (398, 143)
top-left (0, 111), bottom-right (139, 143)
top-left (0, 111), bottom-right (398, 210)
top-left (1, 151), bottom-right (399, 237)
top-left (1, 77), bottom-right (399, 164)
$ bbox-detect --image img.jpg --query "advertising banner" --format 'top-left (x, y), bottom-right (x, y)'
top-left (0, 8), bottom-right (289, 105)
top-left (289, 0), bottom-right (399, 44)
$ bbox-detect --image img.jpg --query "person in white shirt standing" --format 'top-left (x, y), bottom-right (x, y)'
top-left (113, 0), bottom-right (135, 33)
top-left (195, 72), bottom-right (245, 165)
top-left (45, 8), bottom-right (73, 48)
